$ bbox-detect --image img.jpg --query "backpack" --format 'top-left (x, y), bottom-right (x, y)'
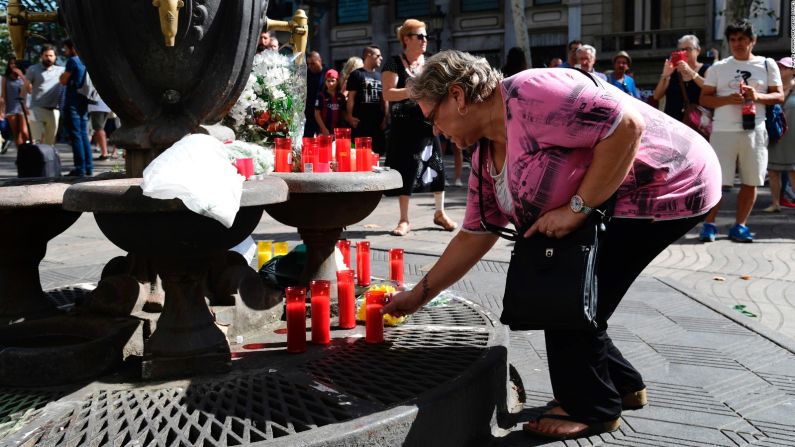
top-left (765, 58), bottom-right (788, 144)
top-left (78, 71), bottom-right (100, 105)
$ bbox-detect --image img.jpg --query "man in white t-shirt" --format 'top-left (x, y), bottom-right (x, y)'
top-left (699, 20), bottom-right (783, 243)
top-left (25, 44), bottom-right (64, 145)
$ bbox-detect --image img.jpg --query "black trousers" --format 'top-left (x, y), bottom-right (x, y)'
top-left (545, 214), bottom-right (704, 423)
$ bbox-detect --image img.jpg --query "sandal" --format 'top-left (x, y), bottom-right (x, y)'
top-left (391, 221), bottom-right (410, 236)
top-left (547, 387), bottom-right (647, 411)
top-left (433, 211), bottom-right (458, 232)
top-left (523, 414), bottom-right (620, 440)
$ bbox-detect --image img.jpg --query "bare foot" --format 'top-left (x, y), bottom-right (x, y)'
top-left (391, 220), bottom-right (410, 236)
top-left (523, 406), bottom-right (587, 437)
top-left (433, 211), bottom-right (458, 231)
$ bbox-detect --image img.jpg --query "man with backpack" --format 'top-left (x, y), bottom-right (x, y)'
top-left (59, 39), bottom-right (93, 177)
top-left (698, 20), bottom-right (784, 243)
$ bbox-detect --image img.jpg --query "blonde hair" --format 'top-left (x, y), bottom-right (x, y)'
top-left (341, 56), bottom-right (364, 89)
top-left (408, 50), bottom-right (502, 105)
top-left (397, 19), bottom-right (426, 49)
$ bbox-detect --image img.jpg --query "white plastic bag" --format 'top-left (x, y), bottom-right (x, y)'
top-left (142, 134), bottom-right (244, 228)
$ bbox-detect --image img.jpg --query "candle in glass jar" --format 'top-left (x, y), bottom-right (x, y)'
top-left (337, 239), bottom-right (351, 267)
top-left (365, 290), bottom-right (386, 344)
top-left (335, 128), bottom-right (352, 172)
top-left (273, 241), bottom-right (289, 257)
top-left (336, 269), bottom-right (356, 329)
top-left (285, 287), bottom-right (307, 353)
top-left (356, 241), bottom-right (370, 287)
top-left (310, 280), bottom-right (331, 345)
top-left (389, 248), bottom-right (404, 287)
top-left (257, 240), bottom-right (273, 269)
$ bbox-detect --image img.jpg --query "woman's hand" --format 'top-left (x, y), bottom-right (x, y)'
top-left (382, 288), bottom-right (425, 318)
top-left (524, 205), bottom-right (588, 239)
top-left (661, 59), bottom-right (675, 78)
top-left (676, 61), bottom-right (694, 78)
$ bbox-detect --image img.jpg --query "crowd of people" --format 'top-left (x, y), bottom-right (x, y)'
top-left (0, 41), bottom-right (120, 175)
top-left (300, 17), bottom-right (793, 244)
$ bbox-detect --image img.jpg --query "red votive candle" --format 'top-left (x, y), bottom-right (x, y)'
top-left (356, 241), bottom-right (371, 287)
top-left (285, 287), bottom-right (307, 353)
top-left (336, 269), bottom-right (356, 329)
top-left (365, 290), bottom-right (386, 344)
top-left (302, 137), bottom-right (317, 173)
top-left (317, 135), bottom-right (333, 163)
top-left (334, 128), bottom-right (352, 172)
top-left (337, 239), bottom-right (351, 267)
top-left (372, 152), bottom-right (380, 167)
top-left (389, 248), bottom-right (404, 287)
top-left (275, 149), bottom-right (291, 172)
top-left (310, 280), bottom-right (331, 345)
top-left (235, 157), bottom-right (254, 179)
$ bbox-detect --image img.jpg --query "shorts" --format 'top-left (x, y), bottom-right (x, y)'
top-left (90, 111), bottom-right (109, 131)
top-left (709, 125), bottom-right (768, 187)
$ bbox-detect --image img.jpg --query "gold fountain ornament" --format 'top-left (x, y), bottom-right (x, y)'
top-left (152, 0), bottom-right (185, 47)
top-left (1, 0), bottom-right (58, 59)
top-left (265, 9), bottom-right (308, 61)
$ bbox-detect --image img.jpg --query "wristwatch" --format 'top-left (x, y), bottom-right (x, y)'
top-left (570, 194), bottom-right (594, 215)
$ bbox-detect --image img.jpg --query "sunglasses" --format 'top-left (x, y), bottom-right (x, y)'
top-left (409, 33), bottom-right (429, 41)
top-left (423, 95), bottom-right (446, 126)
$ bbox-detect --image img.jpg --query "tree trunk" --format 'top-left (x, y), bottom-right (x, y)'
top-left (509, 0), bottom-right (532, 67)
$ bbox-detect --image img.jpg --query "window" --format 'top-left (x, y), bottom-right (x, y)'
top-left (534, 0), bottom-right (561, 5)
top-left (713, 0), bottom-right (783, 38)
top-left (396, 0), bottom-right (430, 19)
top-left (337, 0), bottom-right (369, 25)
top-left (461, 0), bottom-right (499, 13)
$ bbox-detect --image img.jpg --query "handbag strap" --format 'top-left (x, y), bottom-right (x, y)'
top-left (677, 73), bottom-right (691, 107)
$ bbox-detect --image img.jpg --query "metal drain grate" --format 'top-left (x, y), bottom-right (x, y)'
top-left (46, 286), bottom-right (90, 309)
top-left (405, 299), bottom-right (490, 327)
top-left (306, 328), bottom-right (490, 406)
top-left (25, 373), bottom-right (352, 446)
top-left (0, 388), bottom-right (69, 439)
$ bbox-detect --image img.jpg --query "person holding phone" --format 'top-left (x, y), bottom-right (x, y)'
top-left (653, 34), bottom-right (710, 121)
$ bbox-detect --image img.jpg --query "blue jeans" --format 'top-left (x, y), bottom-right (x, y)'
top-left (65, 104), bottom-right (92, 175)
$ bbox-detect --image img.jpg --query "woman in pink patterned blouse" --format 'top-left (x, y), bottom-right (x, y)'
top-left (383, 50), bottom-right (721, 440)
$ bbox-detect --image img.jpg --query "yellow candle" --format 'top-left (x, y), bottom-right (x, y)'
top-left (273, 241), bottom-right (289, 257)
top-left (257, 240), bottom-right (273, 269)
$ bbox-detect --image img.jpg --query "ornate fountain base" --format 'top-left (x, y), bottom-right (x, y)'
top-left (63, 177), bottom-right (289, 380)
top-left (264, 172), bottom-right (402, 302)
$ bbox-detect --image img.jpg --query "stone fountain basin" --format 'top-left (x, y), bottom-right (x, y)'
top-left (264, 171), bottom-right (401, 228)
top-left (62, 177), bottom-right (289, 257)
top-left (0, 315), bottom-right (140, 387)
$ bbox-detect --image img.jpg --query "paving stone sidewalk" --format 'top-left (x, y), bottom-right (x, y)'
top-left (4, 145), bottom-right (795, 445)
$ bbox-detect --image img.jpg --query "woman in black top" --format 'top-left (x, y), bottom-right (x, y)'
top-left (653, 34), bottom-right (711, 121)
top-left (382, 18), bottom-right (457, 236)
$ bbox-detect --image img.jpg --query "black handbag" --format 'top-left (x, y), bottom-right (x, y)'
top-left (477, 142), bottom-right (611, 331)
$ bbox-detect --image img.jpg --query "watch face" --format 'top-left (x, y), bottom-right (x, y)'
top-left (571, 195), bottom-right (583, 212)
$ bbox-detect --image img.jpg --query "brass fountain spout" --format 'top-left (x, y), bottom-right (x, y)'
top-left (265, 9), bottom-right (308, 62)
top-left (1, 0), bottom-right (59, 60)
top-left (152, 0), bottom-right (185, 47)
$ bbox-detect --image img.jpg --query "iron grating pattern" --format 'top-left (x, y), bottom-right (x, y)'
top-left (45, 286), bottom-right (90, 308)
top-left (306, 328), bottom-right (490, 407)
top-left (404, 299), bottom-right (490, 327)
top-left (0, 388), bottom-right (70, 439)
top-left (25, 373), bottom-right (353, 446)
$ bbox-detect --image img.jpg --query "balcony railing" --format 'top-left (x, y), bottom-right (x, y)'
top-left (597, 28), bottom-right (705, 52)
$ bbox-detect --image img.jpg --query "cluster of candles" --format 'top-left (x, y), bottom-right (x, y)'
top-left (257, 240), bottom-right (290, 269)
top-left (272, 128), bottom-right (380, 173)
top-left (282, 239), bottom-right (405, 352)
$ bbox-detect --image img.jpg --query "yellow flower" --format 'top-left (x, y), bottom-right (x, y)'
top-left (356, 283), bottom-right (407, 326)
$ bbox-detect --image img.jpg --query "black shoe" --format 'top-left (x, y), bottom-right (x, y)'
top-left (95, 155), bottom-right (109, 161)
top-left (65, 170), bottom-right (85, 177)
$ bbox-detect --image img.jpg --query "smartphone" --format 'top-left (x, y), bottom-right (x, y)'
top-left (670, 50), bottom-right (687, 66)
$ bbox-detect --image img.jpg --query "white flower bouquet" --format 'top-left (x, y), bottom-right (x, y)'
top-left (226, 51), bottom-right (307, 148)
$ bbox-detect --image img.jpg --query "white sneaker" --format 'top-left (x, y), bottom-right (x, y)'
top-left (453, 179), bottom-right (464, 187)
